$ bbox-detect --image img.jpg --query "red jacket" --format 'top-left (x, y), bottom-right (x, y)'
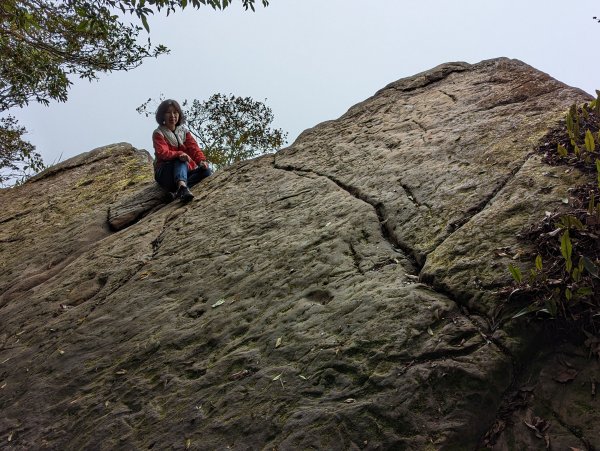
top-left (153, 129), bottom-right (206, 170)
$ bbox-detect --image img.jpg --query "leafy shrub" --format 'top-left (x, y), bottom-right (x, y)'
top-left (507, 93), bottom-right (600, 332)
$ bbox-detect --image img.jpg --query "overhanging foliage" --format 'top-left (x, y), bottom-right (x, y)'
top-left (0, 0), bottom-right (269, 185)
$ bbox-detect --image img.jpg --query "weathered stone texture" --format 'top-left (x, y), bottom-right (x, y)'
top-left (0, 143), bottom-right (153, 302)
top-left (1, 58), bottom-right (597, 450)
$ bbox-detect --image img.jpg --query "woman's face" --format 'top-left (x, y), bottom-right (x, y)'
top-left (163, 105), bottom-right (180, 130)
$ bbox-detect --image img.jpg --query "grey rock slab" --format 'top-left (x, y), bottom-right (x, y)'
top-left (1, 58), bottom-right (597, 449)
top-left (1, 155), bottom-right (510, 449)
top-left (0, 143), bottom-right (154, 303)
top-left (421, 155), bottom-right (588, 315)
top-left (276, 57), bottom-right (591, 307)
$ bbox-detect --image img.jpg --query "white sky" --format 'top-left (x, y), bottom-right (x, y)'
top-left (10, 0), bottom-right (600, 164)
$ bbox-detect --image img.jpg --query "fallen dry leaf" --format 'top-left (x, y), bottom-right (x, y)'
top-left (558, 357), bottom-right (574, 368)
top-left (229, 369), bottom-right (251, 381)
top-left (482, 419), bottom-right (506, 447)
top-left (524, 415), bottom-right (550, 440)
top-left (275, 337), bottom-right (282, 348)
top-left (519, 385), bottom-right (536, 393)
top-left (553, 368), bottom-right (578, 384)
top-left (211, 299), bottom-right (225, 308)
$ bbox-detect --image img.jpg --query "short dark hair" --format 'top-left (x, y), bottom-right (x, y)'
top-left (155, 99), bottom-right (185, 126)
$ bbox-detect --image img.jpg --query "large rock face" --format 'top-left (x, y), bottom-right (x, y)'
top-left (1, 58), bottom-right (597, 449)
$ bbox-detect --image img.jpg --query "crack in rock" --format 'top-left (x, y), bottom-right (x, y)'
top-left (0, 209), bottom-right (33, 225)
top-left (271, 158), bottom-right (525, 332)
top-left (76, 206), bottom-right (190, 327)
top-left (380, 337), bottom-right (492, 367)
top-left (347, 242), bottom-right (364, 275)
top-left (438, 89), bottom-right (457, 102)
top-left (150, 207), bottom-right (189, 258)
top-left (411, 119), bottom-right (427, 133)
top-left (399, 182), bottom-right (424, 208)
top-left (382, 63), bottom-right (469, 94)
top-left (270, 159), bottom-right (518, 378)
top-left (425, 151), bottom-right (534, 260)
top-left (273, 161), bottom-right (420, 273)
top-left (474, 85), bottom-right (564, 113)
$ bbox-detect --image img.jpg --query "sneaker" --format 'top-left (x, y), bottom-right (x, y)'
top-left (177, 185), bottom-right (194, 202)
top-left (165, 191), bottom-right (177, 202)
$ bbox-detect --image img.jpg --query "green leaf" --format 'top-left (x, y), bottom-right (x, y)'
top-left (576, 286), bottom-right (593, 297)
top-left (535, 254), bottom-right (543, 271)
top-left (557, 144), bottom-right (568, 157)
top-left (565, 288), bottom-right (572, 301)
top-left (557, 215), bottom-right (584, 230)
top-left (566, 111), bottom-right (574, 135)
top-left (567, 104), bottom-right (580, 138)
top-left (141, 14), bottom-right (150, 32)
top-left (76, 19), bottom-right (90, 32)
top-left (508, 264), bottom-right (522, 283)
top-left (529, 268), bottom-right (537, 282)
top-left (560, 230), bottom-right (572, 261)
top-left (585, 129), bottom-right (596, 152)
top-left (581, 256), bottom-right (599, 278)
top-left (512, 306), bottom-right (532, 319)
top-left (545, 298), bottom-right (558, 317)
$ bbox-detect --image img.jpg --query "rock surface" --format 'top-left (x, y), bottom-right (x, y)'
top-left (1, 58), bottom-right (598, 450)
top-left (0, 143), bottom-right (154, 304)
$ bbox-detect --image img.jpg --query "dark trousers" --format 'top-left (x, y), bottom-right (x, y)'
top-left (154, 160), bottom-right (212, 193)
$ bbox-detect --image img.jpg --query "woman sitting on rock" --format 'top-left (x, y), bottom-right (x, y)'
top-left (153, 99), bottom-right (211, 202)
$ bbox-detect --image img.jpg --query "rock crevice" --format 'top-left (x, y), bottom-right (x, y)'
top-left (273, 160), bottom-right (419, 274)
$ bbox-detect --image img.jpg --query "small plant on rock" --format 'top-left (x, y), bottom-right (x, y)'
top-left (506, 93), bottom-right (600, 333)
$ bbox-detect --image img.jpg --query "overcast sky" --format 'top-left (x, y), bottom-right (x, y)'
top-left (11, 0), bottom-right (600, 165)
